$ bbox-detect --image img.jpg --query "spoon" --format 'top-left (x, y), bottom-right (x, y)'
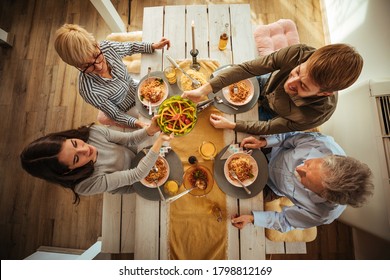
top-left (152, 165), bottom-right (165, 201)
top-left (229, 170), bottom-right (251, 195)
top-left (214, 96), bottom-right (238, 111)
top-left (165, 54), bottom-right (201, 89)
top-left (165, 178), bottom-right (207, 204)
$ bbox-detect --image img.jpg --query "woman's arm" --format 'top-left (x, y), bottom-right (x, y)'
top-left (75, 132), bottom-right (174, 195)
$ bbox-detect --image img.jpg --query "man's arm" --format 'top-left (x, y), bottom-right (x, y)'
top-left (234, 116), bottom-right (318, 136)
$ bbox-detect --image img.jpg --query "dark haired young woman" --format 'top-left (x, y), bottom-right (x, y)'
top-left (20, 116), bottom-right (173, 203)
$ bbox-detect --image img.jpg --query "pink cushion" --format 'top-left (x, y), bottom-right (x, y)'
top-left (253, 19), bottom-right (300, 56)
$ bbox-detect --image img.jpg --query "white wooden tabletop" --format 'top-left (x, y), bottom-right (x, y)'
top-left (134, 4), bottom-right (266, 260)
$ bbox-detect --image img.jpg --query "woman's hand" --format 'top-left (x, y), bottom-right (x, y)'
top-left (157, 132), bottom-right (174, 142)
top-left (150, 132), bottom-right (174, 153)
top-left (231, 214), bottom-right (254, 230)
top-left (152, 37), bottom-right (171, 50)
top-left (240, 136), bottom-right (267, 149)
top-left (181, 83), bottom-right (212, 103)
top-left (146, 115), bottom-right (161, 136)
top-left (209, 113), bottom-right (236, 130)
top-left (135, 119), bottom-right (149, 129)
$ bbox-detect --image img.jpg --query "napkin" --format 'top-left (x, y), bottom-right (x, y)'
top-left (142, 146), bottom-right (171, 157)
top-left (220, 144), bottom-right (243, 160)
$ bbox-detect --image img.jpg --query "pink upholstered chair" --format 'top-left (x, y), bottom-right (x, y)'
top-left (253, 19), bottom-right (300, 56)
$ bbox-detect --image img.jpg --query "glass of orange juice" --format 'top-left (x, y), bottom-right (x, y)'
top-left (199, 141), bottom-right (217, 160)
top-left (164, 180), bottom-right (179, 196)
top-left (164, 66), bottom-right (177, 84)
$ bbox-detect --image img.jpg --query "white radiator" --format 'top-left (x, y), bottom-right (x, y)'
top-left (322, 78), bottom-right (390, 242)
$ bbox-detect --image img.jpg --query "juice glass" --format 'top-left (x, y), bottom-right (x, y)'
top-left (164, 66), bottom-right (177, 84)
top-left (199, 141), bottom-right (217, 160)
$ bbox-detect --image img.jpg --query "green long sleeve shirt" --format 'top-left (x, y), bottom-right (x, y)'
top-left (209, 44), bottom-right (337, 135)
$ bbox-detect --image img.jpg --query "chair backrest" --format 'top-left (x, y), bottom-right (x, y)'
top-left (253, 19), bottom-right (300, 56)
top-left (106, 31), bottom-right (143, 75)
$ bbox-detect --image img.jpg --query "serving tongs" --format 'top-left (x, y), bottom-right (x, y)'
top-left (165, 54), bottom-right (201, 89)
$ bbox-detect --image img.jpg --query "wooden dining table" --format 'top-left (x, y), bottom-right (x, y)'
top-left (130, 4), bottom-right (268, 260)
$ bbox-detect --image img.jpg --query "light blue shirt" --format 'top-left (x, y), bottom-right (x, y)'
top-left (253, 132), bottom-right (347, 232)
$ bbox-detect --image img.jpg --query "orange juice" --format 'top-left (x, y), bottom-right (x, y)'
top-left (164, 180), bottom-right (179, 196)
top-left (199, 141), bottom-right (217, 160)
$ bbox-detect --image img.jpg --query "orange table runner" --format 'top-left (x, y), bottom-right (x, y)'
top-left (168, 60), bottom-right (228, 259)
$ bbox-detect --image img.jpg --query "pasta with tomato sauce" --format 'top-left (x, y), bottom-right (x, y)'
top-left (228, 156), bottom-right (253, 181)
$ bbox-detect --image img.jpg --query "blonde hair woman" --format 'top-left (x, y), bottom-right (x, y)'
top-left (55, 23), bottom-right (170, 129)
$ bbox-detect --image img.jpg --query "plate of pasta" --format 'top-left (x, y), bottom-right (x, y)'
top-left (157, 95), bottom-right (197, 136)
top-left (140, 156), bottom-right (170, 188)
top-left (223, 152), bottom-right (258, 187)
top-left (222, 79), bottom-right (254, 106)
top-left (137, 77), bottom-right (169, 107)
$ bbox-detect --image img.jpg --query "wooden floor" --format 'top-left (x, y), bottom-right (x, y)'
top-left (0, 0), bottom-right (354, 260)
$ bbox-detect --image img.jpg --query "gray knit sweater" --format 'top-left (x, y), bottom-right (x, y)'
top-left (74, 125), bottom-right (159, 195)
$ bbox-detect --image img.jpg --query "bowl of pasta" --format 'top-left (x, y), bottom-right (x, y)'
top-left (177, 69), bottom-right (208, 91)
top-left (138, 77), bottom-right (169, 107)
top-left (157, 95), bottom-right (197, 136)
top-left (223, 152), bottom-right (258, 187)
top-left (222, 79), bottom-right (254, 106)
top-left (140, 156), bottom-right (170, 188)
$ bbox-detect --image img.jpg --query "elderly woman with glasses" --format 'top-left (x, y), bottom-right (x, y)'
top-left (54, 23), bottom-right (171, 129)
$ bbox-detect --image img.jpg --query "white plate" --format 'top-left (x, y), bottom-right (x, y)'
top-left (140, 157), bottom-right (170, 188)
top-left (138, 77), bottom-right (169, 107)
top-left (223, 152), bottom-right (258, 187)
top-left (222, 79), bottom-right (254, 106)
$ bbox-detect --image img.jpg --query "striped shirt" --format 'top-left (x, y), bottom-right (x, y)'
top-left (79, 40), bottom-right (153, 127)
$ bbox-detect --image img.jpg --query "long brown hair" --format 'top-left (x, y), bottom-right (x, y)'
top-left (20, 124), bottom-right (95, 204)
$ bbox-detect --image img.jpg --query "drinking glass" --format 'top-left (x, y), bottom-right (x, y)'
top-left (199, 141), bottom-right (217, 160)
top-left (164, 66), bottom-right (177, 84)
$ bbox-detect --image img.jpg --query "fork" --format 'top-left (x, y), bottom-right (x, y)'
top-left (214, 96), bottom-right (238, 111)
top-left (152, 165), bottom-right (165, 201)
top-left (229, 170), bottom-right (251, 195)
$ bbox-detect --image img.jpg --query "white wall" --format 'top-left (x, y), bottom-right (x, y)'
top-left (322, 0), bottom-right (390, 82)
top-left (321, 0), bottom-right (390, 251)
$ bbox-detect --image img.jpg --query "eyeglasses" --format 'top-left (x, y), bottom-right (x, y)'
top-left (78, 50), bottom-right (104, 74)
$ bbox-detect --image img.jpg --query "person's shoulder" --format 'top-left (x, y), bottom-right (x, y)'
top-left (99, 40), bottom-right (122, 52)
top-left (89, 125), bottom-right (110, 138)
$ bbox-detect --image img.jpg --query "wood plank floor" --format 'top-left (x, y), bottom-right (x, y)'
top-left (0, 0), bottom-right (354, 260)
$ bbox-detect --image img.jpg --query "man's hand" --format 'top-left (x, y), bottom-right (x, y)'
top-left (240, 136), bottom-right (267, 149)
top-left (231, 214), bottom-right (254, 229)
top-left (182, 83), bottom-right (212, 103)
top-left (209, 113), bottom-right (236, 130)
